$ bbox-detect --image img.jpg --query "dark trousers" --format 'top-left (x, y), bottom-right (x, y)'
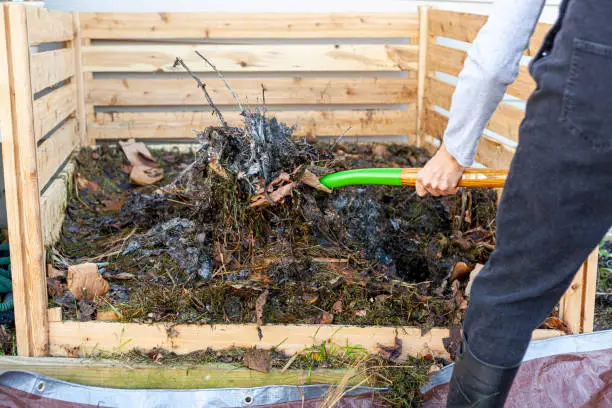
top-left (463, 0), bottom-right (612, 367)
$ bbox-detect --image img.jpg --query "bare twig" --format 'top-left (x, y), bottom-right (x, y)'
top-left (329, 126), bottom-right (352, 152)
top-left (195, 50), bottom-right (244, 112)
top-left (173, 57), bottom-right (227, 126)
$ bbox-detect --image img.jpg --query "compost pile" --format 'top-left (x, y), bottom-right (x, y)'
top-left (51, 62), bottom-right (498, 330)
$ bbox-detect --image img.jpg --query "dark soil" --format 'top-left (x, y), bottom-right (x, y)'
top-left (51, 122), bottom-right (497, 331)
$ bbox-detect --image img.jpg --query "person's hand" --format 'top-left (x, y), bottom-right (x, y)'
top-left (416, 144), bottom-right (465, 197)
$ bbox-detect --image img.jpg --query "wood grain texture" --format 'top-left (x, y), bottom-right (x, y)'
top-left (423, 108), bottom-right (515, 169)
top-left (581, 248), bottom-right (599, 333)
top-left (25, 6), bottom-right (74, 44)
top-left (400, 168), bottom-right (506, 188)
top-left (80, 12), bottom-right (418, 39)
top-left (72, 12), bottom-right (88, 146)
top-left (40, 161), bottom-right (75, 246)
top-left (88, 108), bottom-right (416, 140)
top-left (87, 77), bottom-right (417, 106)
top-left (416, 6), bottom-right (430, 147)
top-left (47, 308), bottom-right (62, 323)
top-left (429, 9), bottom-right (551, 57)
top-left (33, 82), bottom-right (77, 142)
top-left (30, 47), bottom-right (75, 94)
top-left (37, 118), bottom-right (79, 188)
top-left (47, 321), bottom-right (564, 361)
top-left (0, 356), bottom-right (364, 389)
top-left (427, 77), bottom-right (523, 142)
top-left (560, 248), bottom-right (600, 334)
top-left (428, 43), bottom-right (535, 100)
top-left (82, 44), bottom-right (418, 73)
top-left (2, 4), bottom-right (48, 357)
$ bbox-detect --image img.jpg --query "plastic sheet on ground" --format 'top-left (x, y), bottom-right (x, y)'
top-left (0, 371), bottom-right (386, 407)
top-left (422, 330), bottom-right (612, 407)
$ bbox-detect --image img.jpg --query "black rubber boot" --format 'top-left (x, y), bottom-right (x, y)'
top-left (446, 338), bottom-right (520, 408)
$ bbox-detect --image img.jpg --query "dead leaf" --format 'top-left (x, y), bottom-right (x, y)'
top-left (102, 198), bottom-right (126, 212)
top-left (119, 139), bottom-right (164, 186)
top-left (104, 272), bottom-right (135, 280)
top-left (47, 264), bottom-right (66, 280)
top-left (255, 289), bottom-right (269, 327)
top-left (301, 170), bottom-right (332, 193)
top-left (76, 175), bottom-right (100, 192)
top-left (375, 294), bottom-right (391, 304)
top-left (378, 337), bottom-right (402, 361)
top-left (303, 293), bottom-right (319, 305)
top-left (97, 310), bottom-right (120, 321)
top-left (120, 165), bottom-right (132, 174)
top-left (372, 145), bottom-right (390, 159)
top-left (453, 236), bottom-right (472, 251)
top-left (67, 263), bottom-right (110, 301)
top-left (208, 155), bottom-right (229, 179)
top-left (47, 278), bottom-right (65, 297)
top-left (249, 173), bottom-right (296, 208)
top-left (78, 300), bottom-right (96, 322)
top-left (332, 300), bottom-right (343, 314)
top-left (317, 311), bottom-right (334, 325)
top-left (465, 264), bottom-right (484, 297)
top-left (542, 317), bottom-right (572, 334)
top-left (355, 309), bottom-right (367, 318)
top-left (244, 349), bottom-right (272, 373)
top-left (449, 261), bottom-right (472, 282)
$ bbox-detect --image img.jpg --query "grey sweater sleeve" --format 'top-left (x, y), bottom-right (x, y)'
top-left (443, 0), bottom-right (546, 167)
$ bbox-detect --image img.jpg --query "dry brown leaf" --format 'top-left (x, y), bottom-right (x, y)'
top-left (67, 263), bottom-right (110, 301)
top-left (372, 144), bottom-right (391, 159)
top-left (104, 272), bottom-right (135, 280)
top-left (102, 198), bottom-right (126, 212)
top-left (317, 311), bottom-right (334, 325)
top-left (449, 261), bottom-right (472, 282)
top-left (255, 289), bottom-right (269, 327)
top-left (453, 236), bottom-right (472, 251)
top-left (76, 175), bottom-right (100, 192)
top-left (47, 278), bottom-right (65, 297)
top-left (332, 300), bottom-right (343, 314)
top-left (303, 293), bottom-right (319, 305)
top-left (97, 310), bottom-right (120, 321)
top-left (249, 181), bottom-right (296, 208)
top-left (378, 337), bottom-right (402, 361)
top-left (119, 139), bottom-right (164, 186)
top-left (244, 349), bottom-right (272, 373)
top-left (301, 170), bottom-right (332, 193)
top-left (47, 264), bottom-right (66, 280)
top-left (355, 309), bottom-right (367, 317)
top-left (465, 264), bottom-right (485, 297)
top-left (542, 317), bottom-right (572, 334)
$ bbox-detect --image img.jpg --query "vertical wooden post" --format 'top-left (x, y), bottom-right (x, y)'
top-left (1, 4), bottom-right (49, 356)
top-left (416, 6), bottom-right (430, 148)
top-left (72, 12), bottom-right (87, 147)
top-left (559, 247), bottom-right (599, 334)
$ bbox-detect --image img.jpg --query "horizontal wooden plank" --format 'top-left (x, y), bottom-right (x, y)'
top-left (33, 82), bottom-right (77, 142)
top-left (88, 77), bottom-right (417, 106)
top-left (40, 161), bottom-right (75, 246)
top-left (427, 78), bottom-right (523, 142)
top-left (424, 108), bottom-right (515, 168)
top-left (26, 7), bottom-right (74, 44)
top-left (80, 12), bottom-right (418, 39)
top-left (83, 44), bottom-right (418, 73)
top-left (30, 48), bottom-right (75, 94)
top-left (88, 108), bottom-right (416, 140)
top-left (0, 356), bottom-right (363, 389)
top-left (48, 321), bottom-right (563, 360)
top-left (429, 9), bottom-right (551, 57)
top-left (37, 118), bottom-right (78, 188)
top-left (428, 43), bottom-right (535, 100)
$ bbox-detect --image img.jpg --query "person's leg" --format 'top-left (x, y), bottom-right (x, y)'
top-left (447, 0), bottom-right (612, 406)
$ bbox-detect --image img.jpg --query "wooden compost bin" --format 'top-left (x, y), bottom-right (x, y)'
top-left (0, 4), bottom-right (598, 380)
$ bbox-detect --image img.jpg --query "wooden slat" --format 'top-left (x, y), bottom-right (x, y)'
top-left (80, 12), bottom-right (418, 39)
top-left (428, 43), bottom-right (535, 100)
top-left (88, 109), bottom-right (415, 140)
top-left (25, 6), bottom-right (74, 44)
top-left (82, 44), bottom-right (418, 73)
top-left (30, 47), bottom-right (75, 94)
top-left (429, 9), bottom-right (551, 57)
top-left (416, 6), bottom-right (430, 147)
top-left (47, 308), bottom-right (63, 323)
top-left (40, 161), bottom-right (75, 246)
top-left (87, 77), bottom-right (417, 106)
top-left (33, 82), bottom-right (77, 142)
top-left (427, 77), bottom-right (523, 142)
top-left (581, 248), bottom-right (599, 333)
top-left (424, 109), bottom-right (515, 168)
top-left (37, 118), bottom-right (79, 188)
top-left (0, 356), bottom-right (364, 389)
top-left (48, 321), bottom-right (564, 360)
top-left (73, 12), bottom-right (88, 146)
top-left (1, 4), bottom-right (48, 357)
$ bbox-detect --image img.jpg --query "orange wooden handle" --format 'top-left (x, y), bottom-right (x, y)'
top-left (400, 168), bottom-right (507, 188)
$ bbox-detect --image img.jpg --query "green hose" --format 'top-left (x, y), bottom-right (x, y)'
top-left (0, 293), bottom-right (12, 312)
top-left (319, 168), bottom-right (403, 189)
